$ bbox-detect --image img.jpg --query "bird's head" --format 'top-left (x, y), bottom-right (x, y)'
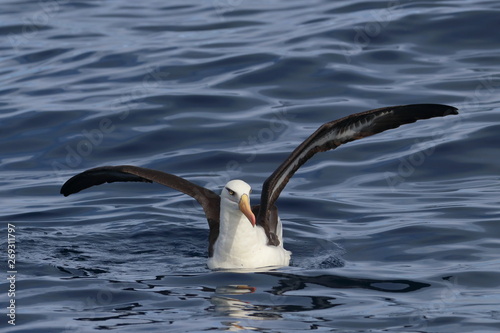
top-left (221, 180), bottom-right (256, 227)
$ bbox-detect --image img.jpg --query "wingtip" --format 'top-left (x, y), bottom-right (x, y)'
top-left (417, 103), bottom-right (459, 115)
top-left (60, 172), bottom-right (90, 197)
top-left (439, 104), bottom-right (459, 115)
top-left (60, 182), bottom-right (74, 197)
top-left (408, 103), bottom-right (459, 118)
top-left (448, 106), bottom-right (459, 115)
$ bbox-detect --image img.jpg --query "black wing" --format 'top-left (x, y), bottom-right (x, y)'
top-left (257, 104), bottom-right (458, 237)
top-left (61, 165), bottom-right (221, 256)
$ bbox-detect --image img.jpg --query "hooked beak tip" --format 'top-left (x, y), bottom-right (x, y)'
top-left (239, 194), bottom-right (256, 227)
top-left (249, 216), bottom-right (256, 227)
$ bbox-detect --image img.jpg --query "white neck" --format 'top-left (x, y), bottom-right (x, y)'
top-left (219, 199), bottom-right (256, 247)
top-left (212, 198), bottom-right (260, 264)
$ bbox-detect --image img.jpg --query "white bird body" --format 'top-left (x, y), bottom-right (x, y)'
top-left (207, 180), bottom-right (291, 270)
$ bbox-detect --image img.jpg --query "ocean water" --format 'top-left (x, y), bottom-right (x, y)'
top-left (1, 0), bottom-right (500, 332)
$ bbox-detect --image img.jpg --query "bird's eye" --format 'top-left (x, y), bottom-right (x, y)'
top-left (225, 187), bottom-right (235, 196)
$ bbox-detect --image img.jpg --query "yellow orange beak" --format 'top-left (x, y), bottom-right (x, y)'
top-left (239, 194), bottom-right (256, 227)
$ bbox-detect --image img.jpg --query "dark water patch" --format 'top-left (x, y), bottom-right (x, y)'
top-left (0, 23), bottom-right (52, 36)
top-left (12, 48), bottom-right (70, 65)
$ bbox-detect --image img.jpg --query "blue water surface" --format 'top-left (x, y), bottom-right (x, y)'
top-left (1, 1), bottom-right (500, 332)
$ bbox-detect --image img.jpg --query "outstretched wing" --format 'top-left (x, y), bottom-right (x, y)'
top-left (61, 165), bottom-right (221, 256)
top-left (257, 104), bottom-right (458, 233)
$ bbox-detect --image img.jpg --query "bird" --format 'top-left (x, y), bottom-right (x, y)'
top-left (60, 104), bottom-right (458, 270)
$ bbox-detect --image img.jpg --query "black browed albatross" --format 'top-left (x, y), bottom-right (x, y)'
top-left (61, 104), bottom-right (458, 269)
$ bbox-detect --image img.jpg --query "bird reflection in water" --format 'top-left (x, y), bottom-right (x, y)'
top-left (208, 270), bottom-right (430, 330)
top-left (211, 284), bottom-right (282, 330)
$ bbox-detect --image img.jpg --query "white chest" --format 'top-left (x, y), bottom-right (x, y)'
top-left (207, 208), bottom-right (291, 269)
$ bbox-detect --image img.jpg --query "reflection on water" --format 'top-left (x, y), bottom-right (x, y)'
top-left (64, 270), bottom-right (432, 331)
top-left (212, 285), bottom-right (283, 329)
